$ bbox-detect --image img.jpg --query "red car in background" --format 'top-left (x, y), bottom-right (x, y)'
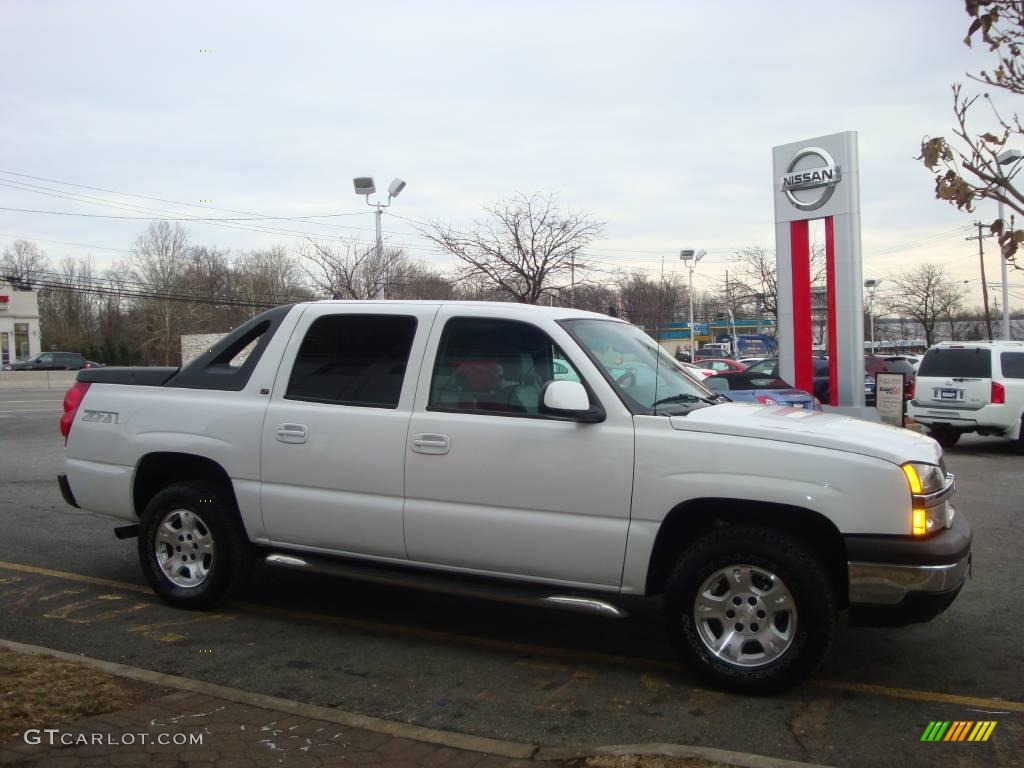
top-left (696, 358), bottom-right (748, 374)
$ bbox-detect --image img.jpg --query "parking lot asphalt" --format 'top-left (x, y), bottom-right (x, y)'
top-left (0, 387), bottom-right (1021, 767)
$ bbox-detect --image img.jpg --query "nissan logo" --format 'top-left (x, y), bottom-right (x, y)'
top-left (781, 146), bottom-right (841, 211)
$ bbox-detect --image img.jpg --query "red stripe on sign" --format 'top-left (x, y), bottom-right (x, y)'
top-left (790, 220), bottom-right (813, 394)
top-left (825, 216), bottom-right (838, 406)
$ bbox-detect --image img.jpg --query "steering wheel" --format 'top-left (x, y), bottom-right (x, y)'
top-left (616, 368), bottom-right (637, 387)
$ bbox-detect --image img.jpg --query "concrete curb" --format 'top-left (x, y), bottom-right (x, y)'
top-left (538, 743), bottom-right (835, 768)
top-left (0, 638), bottom-right (535, 760)
top-left (0, 638), bottom-right (835, 767)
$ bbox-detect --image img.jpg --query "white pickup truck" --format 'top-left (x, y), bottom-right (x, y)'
top-left (58, 301), bottom-right (971, 693)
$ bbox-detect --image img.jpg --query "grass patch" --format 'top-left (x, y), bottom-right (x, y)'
top-left (0, 649), bottom-right (147, 743)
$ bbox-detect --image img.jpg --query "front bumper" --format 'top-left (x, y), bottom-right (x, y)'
top-left (844, 512), bottom-right (972, 626)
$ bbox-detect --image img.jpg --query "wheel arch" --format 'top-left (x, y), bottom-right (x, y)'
top-left (644, 498), bottom-right (848, 607)
top-left (133, 452), bottom-right (241, 523)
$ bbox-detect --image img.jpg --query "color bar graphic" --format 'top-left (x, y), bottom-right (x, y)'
top-left (921, 721), bottom-right (997, 742)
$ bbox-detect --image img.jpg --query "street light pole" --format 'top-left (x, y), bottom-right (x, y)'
top-left (679, 249), bottom-right (707, 358)
top-left (864, 278), bottom-right (881, 352)
top-left (353, 176), bottom-right (406, 300)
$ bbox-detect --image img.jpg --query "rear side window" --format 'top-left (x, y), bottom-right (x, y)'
top-left (918, 348), bottom-right (992, 378)
top-left (747, 359), bottom-right (779, 376)
top-left (286, 314), bottom-right (417, 408)
top-left (884, 359), bottom-right (915, 375)
top-left (1001, 352), bottom-right (1024, 379)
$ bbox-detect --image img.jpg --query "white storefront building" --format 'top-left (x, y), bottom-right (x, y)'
top-left (0, 279), bottom-right (42, 366)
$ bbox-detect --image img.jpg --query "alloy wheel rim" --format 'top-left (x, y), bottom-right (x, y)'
top-left (692, 563), bottom-right (797, 669)
top-left (155, 508), bottom-right (215, 588)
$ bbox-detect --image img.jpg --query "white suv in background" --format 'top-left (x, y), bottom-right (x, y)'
top-left (908, 341), bottom-right (1024, 448)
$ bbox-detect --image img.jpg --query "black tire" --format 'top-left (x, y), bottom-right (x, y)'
top-left (138, 482), bottom-right (251, 609)
top-left (928, 427), bottom-right (961, 448)
top-left (664, 525), bottom-right (836, 694)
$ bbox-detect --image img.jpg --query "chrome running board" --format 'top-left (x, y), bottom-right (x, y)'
top-left (263, 552), bottom-right (627, 619)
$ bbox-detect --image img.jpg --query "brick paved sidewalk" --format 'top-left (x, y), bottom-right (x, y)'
top-left (0, 688), bottom-right (560, 768)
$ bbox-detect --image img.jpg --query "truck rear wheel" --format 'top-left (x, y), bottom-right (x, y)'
top-left (138, 482), bottom-right (251, 609)
top-left (664, 525), bottom-right (836, 694)
top-left (928, 427), bottom-right (961, 448)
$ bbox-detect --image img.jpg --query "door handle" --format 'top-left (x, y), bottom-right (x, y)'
top-left (275, 423), bottom-right (308, 444)
top-left (411, 433), bottom-right (450, 455)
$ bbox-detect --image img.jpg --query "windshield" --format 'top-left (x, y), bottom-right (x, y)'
top-left (561, 318), bottom-right (717, 414)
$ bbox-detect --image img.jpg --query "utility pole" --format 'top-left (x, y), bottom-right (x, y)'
top-left (966, 222), bottom-right (994, 341)
top-left (570, 253), bottom-right (575, 308)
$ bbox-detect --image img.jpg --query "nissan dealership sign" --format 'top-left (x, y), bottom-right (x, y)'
top-left (781, 146), bottom-right (841, 211)
top-left (773, 131), bottom-right (865, 414)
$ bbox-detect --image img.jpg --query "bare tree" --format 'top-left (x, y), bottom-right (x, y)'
top-left (883, 264), bottom-right (968, 347)
top-left (385, 261), bottom-right (457, 300)
top-left (300, 238), bottom-right (407, 300)
top-left (37, 256), bottom-right (99, 350)
top-left (918, 0), bottom-right (1024, 267)
top-left (234, 246), bottom-right (307, 309)
top-left (1, 239), bottom-right (49, 285)
top-left (616, 271), bottom-right (686, 331)
top-left (131, 221), bottom-right (191, 364)
top-left (420, 192), bottom-right (605, 304)
top-left (731, 245), bottom-right (826, 329)
top-left (567, 283), bottom-right (618, 316)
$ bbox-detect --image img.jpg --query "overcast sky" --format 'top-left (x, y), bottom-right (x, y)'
top-left (2, 0), bottom-right (1020, 309)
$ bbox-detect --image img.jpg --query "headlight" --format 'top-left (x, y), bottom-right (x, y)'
top-left (901, 462), bottom-right (950, 535)
top-left (901, 462), bottom-right (944, 495)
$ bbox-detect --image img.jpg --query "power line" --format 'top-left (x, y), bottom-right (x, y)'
top-left (0, 170), bottom-right (380, 227)
top-left (0, 178), bottom-right (389, 242)
top-left (0, 231), bottom-right (135, 254)
top-left (0, 206), bottom-right (373, 222)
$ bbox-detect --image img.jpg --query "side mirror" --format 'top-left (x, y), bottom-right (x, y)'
top-left (539, 380), bottom-right (605, 423)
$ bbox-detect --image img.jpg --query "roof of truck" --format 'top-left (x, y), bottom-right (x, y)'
top-left (307, 299), bottom-right (623, 322)
top-left (930, 340), bottom-right (1024, 349)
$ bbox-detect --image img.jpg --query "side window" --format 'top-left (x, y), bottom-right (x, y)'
top-left (552, 349), bottom-right (581, 383)
top-left (429, 318), bottom-right (583, 416)
top-left (1001, 352), bottom-right (1024, 379)
top-left (286, 314), bottom-right (417, 408)
top-left (38, 354), bottom-right (54, 364)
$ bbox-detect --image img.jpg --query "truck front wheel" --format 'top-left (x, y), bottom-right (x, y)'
top-left (138, 482), bottom-right (251, 609)
top-left (664, 525), bottom-right (836, 694)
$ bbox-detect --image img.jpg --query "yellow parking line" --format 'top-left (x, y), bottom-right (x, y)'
top-left (811, 680), bottom-right (1024, 713)
top-left (2, 559), bottom-right (1022, 713)
top-left (0, 561), bottom-right (151, 594)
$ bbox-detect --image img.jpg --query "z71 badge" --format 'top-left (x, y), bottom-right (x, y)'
top-left (81, 409), bottom-right (118, 424)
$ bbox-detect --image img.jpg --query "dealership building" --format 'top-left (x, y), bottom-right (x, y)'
top-left (0, 277), bottom-right (41, 366)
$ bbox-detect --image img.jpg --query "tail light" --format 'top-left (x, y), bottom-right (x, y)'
top-left (60, 381), bottom-right (90, 443)
top-left (755, 395), bottom-right (780, 405)
top-left (906, 379), bottom-right (914, 399)
top-left (992, 381), bottom-right (1005, 405)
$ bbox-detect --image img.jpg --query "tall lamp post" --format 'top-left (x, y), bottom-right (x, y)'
top-left (864, 278), bottom-right (881, 352)
top-left (996, 150), bottom-right (1023, 339)
top-left (680, 249), bottom-right (707, 357)
top-left (353, 176), bottom-right (407, 299)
